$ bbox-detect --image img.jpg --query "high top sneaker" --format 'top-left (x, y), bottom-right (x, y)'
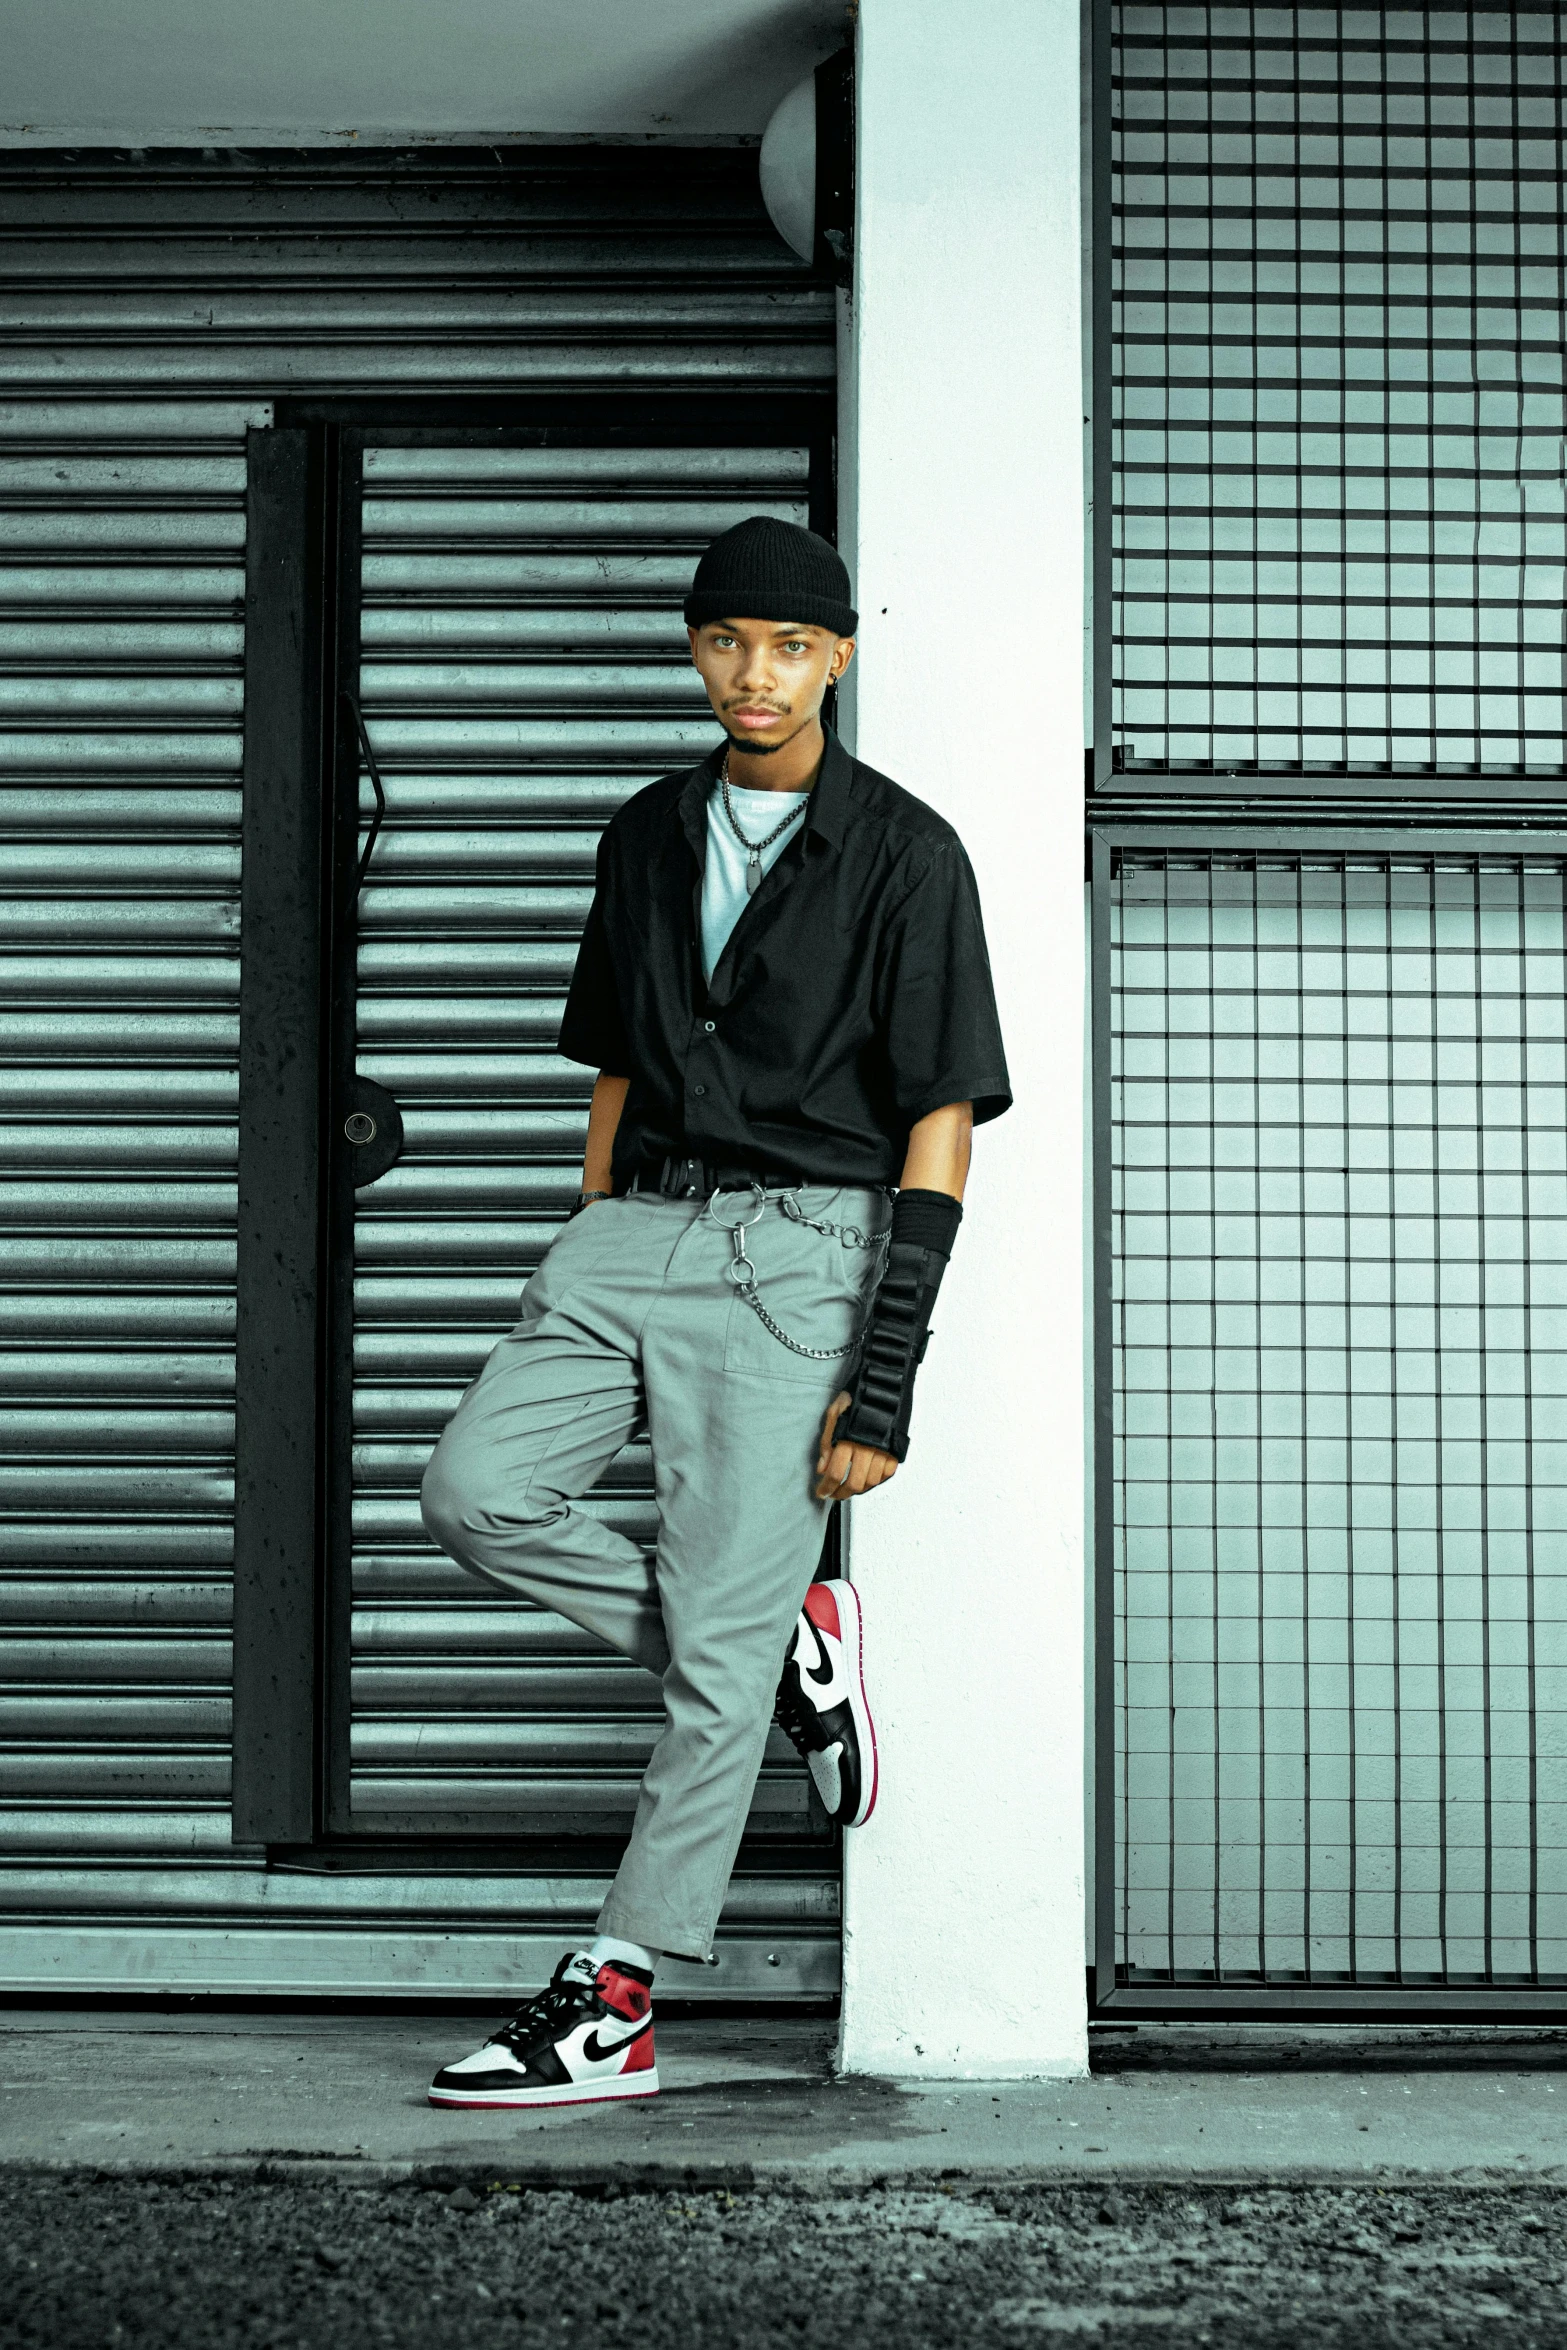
top-left (772, 1578), bottom-right (877, 1828)
top-left (428, 1951), bottom-right (657, 2109)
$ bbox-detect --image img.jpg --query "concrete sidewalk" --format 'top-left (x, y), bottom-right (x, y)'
top-left (5, 2011), bottom-right (1567, 2184)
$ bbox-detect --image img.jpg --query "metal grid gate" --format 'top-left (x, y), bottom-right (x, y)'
top-left (1092, 10), bottom-right (1567, 2008)
top-left (1099, 841), bottom-right (1567, 2000)
top-left (1099, 5), bottom-right (1567, 799)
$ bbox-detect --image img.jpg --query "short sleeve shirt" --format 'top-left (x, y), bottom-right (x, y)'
top-left (559, 730), bottom-right (1012, 1190)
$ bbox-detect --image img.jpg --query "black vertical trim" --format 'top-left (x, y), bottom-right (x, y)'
top-left (1089, 0), bottom-right (1113, 797)
top-left (232, 426), bottom-right (327, 1843)
top-left (1090, 828), bottom-right (1117, 1998)
top-left (808, 425), bottom-right (843, 741)
top-left (323, 429), bottom-right (362, 1835)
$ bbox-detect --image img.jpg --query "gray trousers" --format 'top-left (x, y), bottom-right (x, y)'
top-left (419, 1186), bottom-right (886, 1960)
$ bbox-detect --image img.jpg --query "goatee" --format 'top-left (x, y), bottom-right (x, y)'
top-left (721, 729), bottom-right (786, 757)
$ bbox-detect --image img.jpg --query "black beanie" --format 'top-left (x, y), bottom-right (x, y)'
top-left (684, 515), bottom-right (858, 637)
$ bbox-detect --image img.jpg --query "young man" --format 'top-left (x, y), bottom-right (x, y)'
top-left (420, 516), bottom-right (1010, 2109)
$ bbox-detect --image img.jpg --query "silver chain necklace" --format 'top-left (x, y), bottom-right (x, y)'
top-left (721, 762), bottom-right (809, 895)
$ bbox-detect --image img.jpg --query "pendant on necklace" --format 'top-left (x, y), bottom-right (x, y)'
top-left (746, 851), bottom-right (761, 895)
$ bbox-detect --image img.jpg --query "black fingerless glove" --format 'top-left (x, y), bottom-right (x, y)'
top-left (838, 1188), bottom-right (963, 1462)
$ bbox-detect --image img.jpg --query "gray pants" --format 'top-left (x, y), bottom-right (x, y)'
top-left (419, 1186), bottom-right (886, 1960)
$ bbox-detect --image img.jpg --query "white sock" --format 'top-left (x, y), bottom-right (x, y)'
top-left (587, 1933), bottom-right (657, 1978)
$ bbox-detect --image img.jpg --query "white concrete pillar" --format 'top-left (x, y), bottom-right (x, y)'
top-left (836, 0), bottom-right (1087, 2078)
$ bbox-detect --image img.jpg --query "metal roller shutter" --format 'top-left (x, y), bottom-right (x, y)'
top-left (0, 150), bottom-right (838, 1997)
top-left (343, 435), bottom-right (830, 1849)
top-left (0, 396), bottom-right (253, 1864)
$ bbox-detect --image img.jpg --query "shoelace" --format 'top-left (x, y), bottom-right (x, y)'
top-left (773, 1656), bottom-right (829, 1759)
top-left (492, 1964), bottom-right (593, 2053)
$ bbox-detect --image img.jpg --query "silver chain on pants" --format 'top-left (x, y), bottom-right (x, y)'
top-left (704, 1186), bottom-right (890, 1360)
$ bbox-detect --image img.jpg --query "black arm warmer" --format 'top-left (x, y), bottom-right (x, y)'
top-left (837, 1188), bottom-right (963, 1462)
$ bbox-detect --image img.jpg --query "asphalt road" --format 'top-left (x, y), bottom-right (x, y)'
top-left (5, 2172), bottom-right (1565, 2348)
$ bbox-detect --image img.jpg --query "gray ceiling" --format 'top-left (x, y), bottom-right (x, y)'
top-left (0, 0), bottom-right (847, 143)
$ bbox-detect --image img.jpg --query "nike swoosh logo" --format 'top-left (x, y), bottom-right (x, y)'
top-left (583, 2023), bottom-right (648, 2066)
top-left (795, 1618), bottom-right (847, 1702)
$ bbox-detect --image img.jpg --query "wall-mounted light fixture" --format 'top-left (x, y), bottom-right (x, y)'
top-left (759, 47), bottom-right (853, 283)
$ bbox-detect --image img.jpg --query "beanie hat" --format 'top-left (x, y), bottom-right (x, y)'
top-left (684, 515), bottom-right (858, 637)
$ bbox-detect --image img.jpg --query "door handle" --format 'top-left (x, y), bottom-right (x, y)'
top-left (341, 690), bottom-right (387, 891)
top-left (338, 697), bottom-right (401, 1184)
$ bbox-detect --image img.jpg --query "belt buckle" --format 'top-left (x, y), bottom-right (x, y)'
top-left (666, 1155), bottom-right (704, 1200)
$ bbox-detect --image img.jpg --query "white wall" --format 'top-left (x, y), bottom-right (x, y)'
top-left (838, 0), bottom-right (1088, 2079)
top-left (0, 0), bottom-right (845, 144)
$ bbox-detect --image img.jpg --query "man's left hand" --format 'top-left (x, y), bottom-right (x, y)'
top-left (814, 1390), bottom-right (899, 1500)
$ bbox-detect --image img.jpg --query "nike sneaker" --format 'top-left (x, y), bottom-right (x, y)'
top-left (428, 1951), bottom-right (657, 2109)
top-left (773, 1577), bottom-right (877, 1828)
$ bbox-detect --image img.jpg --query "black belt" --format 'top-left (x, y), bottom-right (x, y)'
top-left (625, 1154), bottom-right (808, 1201)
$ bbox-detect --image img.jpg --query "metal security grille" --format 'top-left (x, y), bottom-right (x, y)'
top-left (341, 436), bottom-right (829, 1855)
top-left (1110, 7), bottom-right (1567, 779)
top-left (1104, 843), bottom-right (1567, 1993)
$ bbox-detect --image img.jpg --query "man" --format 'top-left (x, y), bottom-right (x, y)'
top-left (420, 516), bottom-right (1010, 2109)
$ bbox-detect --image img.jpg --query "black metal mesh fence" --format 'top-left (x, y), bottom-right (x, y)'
top-left (1110, 848), bottom-right (1567, 1984)
top-left (1112, 6), bottom-right (1567, 778)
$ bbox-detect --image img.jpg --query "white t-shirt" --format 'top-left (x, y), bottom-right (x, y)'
top-left (700, 779), bottom-right (810, 982)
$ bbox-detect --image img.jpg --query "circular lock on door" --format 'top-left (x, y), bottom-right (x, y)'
top-left (343, 1075), bottom-right (404, 1187)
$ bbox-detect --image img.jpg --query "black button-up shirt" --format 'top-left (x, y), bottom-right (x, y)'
top-left (558, 730), bottom-right (1012, 1189)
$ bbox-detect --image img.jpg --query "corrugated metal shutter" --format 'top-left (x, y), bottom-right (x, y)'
top-left (0, 396), bottom-right (257, 1864)
top-left (345, 436), bottom-right (829, 1850)
top-left (0, 150), bottom-right (838, 1996)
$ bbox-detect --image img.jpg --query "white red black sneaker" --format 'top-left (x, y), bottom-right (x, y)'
top-left (428, 1951), bottom-right (657, 2109)
top-left (773, 1578), bottom-right (877, 1828)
